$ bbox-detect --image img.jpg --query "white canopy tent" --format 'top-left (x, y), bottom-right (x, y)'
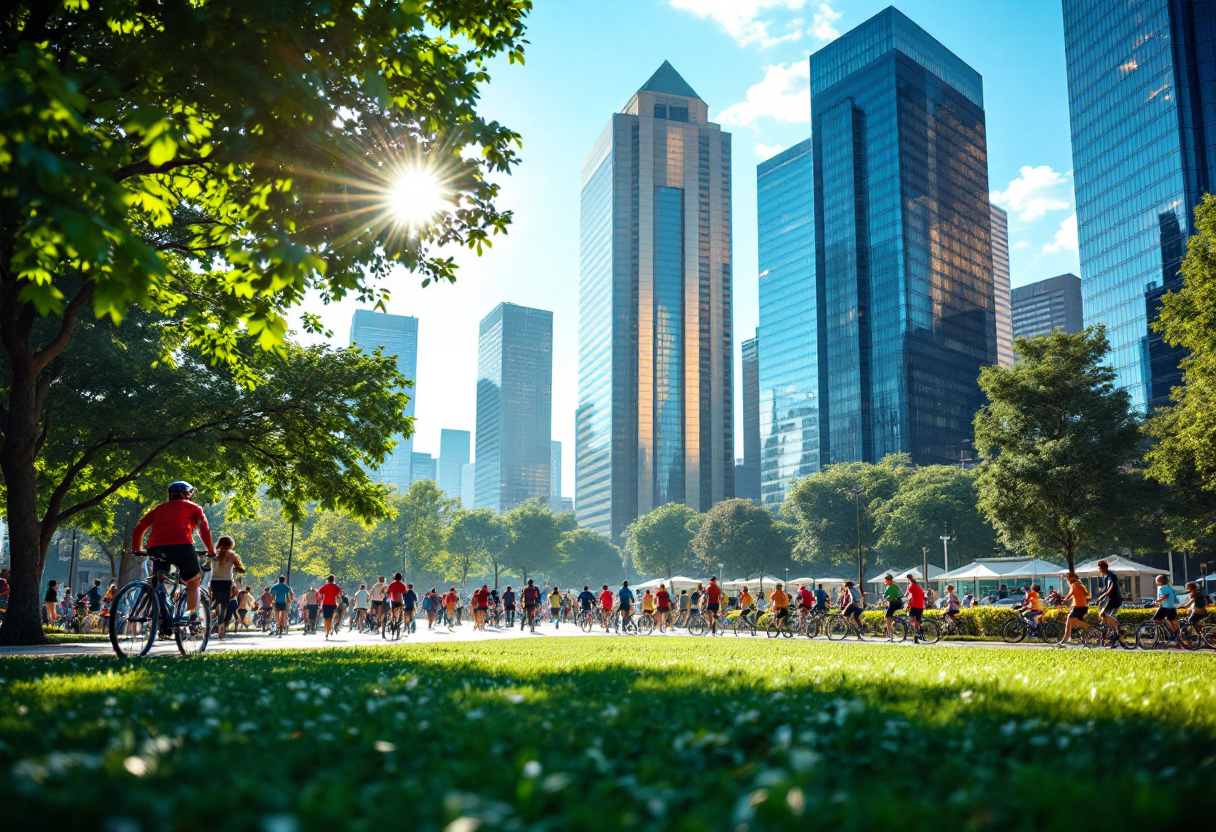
top-left (721, 576), bottom-right (783, 591)
top-left (866, 565), bottom-right (946, 584)
top-left (1068, 556), bottom-right (1170, 578)
top-left (630, 575), bottom-right (703, 592)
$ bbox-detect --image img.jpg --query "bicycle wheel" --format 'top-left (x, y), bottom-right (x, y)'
top-left (1001, 619), bottom-right (1027, 644)
top-left (110, 582), bottom-right (158, 658)
top-left (918, 619), bottom-right (941, 644)
top-left (688, 617), bottom-right (707, 636)
top-left (580, 613), bottom-right (593, 633)
top-left (620, 617), bottom-right (637, 635)
top-left (825, 616), bottom-right (848, 641)
top-left (1135, 621), bottom-right (1161, 650)
top-left (637, 615), bottom-right (655, 635)
top-left (1177, 623), bottom-right (1203, 651)
top-left (1204, 625), bottom-right (1216, 651)
top-left (1037, 619), bottom-right (1063, 643)
top-left (174, 589), bottom-right (211, 655)
top-left (889, 618), bottom-right (910, 642)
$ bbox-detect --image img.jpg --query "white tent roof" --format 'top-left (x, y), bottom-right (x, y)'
top-left (939, 562), bottom-right (1006, 581)
top-left (867, 565), bottom-right (946, 584)
top-left (630, 575), bottom-right (705, 592)
top-left (1068, 556), bottom-right (1170, 577)
top-left (1003, 559), bottom-right (1067, 576)
top-left (721, 576), bottom-right (783, 590)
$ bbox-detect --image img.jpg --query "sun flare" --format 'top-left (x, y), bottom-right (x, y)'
top-left (386, 167), bottom-right (448, 228)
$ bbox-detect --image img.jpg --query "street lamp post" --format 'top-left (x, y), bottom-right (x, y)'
top-left (839, 484), bottom-right (866, 602)
top-left (939, 529), bottom-right (952, 576)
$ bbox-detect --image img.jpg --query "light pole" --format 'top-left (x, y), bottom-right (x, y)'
top-left (939, 528), bottom-right (952, 575)
top-left (839, 484), bottom-right (866, 601)
top-left (285, 521), bottom-right (295, 585)
top-left (922, 546), bottom-right (929, 588)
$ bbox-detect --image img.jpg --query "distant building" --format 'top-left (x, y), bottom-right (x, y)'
top-left (350, 310), bottom-right (417, 490)
top-left (410, 452), bottom-right (436, 485)
top-left (1063, 0), bottom-right (1212, 409)
top-left (577, 61), bottom-right (734, 539)
top-left (550, 441), bottom-right (564, 513)
top-left (475, 303), bottom-right (553, 512)
top-left (737, 332), bottom-right (761, 503)
top-left (991, 205), bottom-right (1014, 366)
top-left (460, 463), bottom-right (476, 508)
top-left (1011, 273), bottom-right (1083, 342)
top-left (757, 138), bottom-right (819, 508)
top-left (438, 429), bottom-right (470, 499)
top-left (811, 7), bottom-right (995, 465)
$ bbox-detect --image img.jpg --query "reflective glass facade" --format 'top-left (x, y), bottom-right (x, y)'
top-left (577, 63), bottom-right (733, 539)
top-left (1063, 0), bottom-right (1215, 410)
top-left (757, 139), bottom-right (819, 508)
top-left (991, 205), bottom-right (1014, 366)
top-left (737, 332), bottom-right (761, 503)
top-left (437, 429), bottom-right (470, 499)
top-left (349, 310), bottom-right (418, 491)
top-left (474, 303), bottom-right (553, 512)
top-left (811, 7), bottom-right (995, 466)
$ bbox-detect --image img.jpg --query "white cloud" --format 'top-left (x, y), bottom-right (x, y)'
top-left (810, 3), bottom-right (842, 40)
top-left (1043, 213), bottom-right (1079, 253)
top-left (755, 143), bottom-right (786, 160)
top-left (670, 0), bottom-right (807, 48)
top-left (717, 61), bottom-right (811, 126)
top-left (990, 165), bottom-right (1072, 222)
top-left (1012, 240), bottom-right (1030, 250)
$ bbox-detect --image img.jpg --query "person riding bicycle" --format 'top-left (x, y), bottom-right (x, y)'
top-left (1180, 583), bottom-right (1209, 630)
top-left (521, 580), bottom-right (541, 632)
top-left (131, 480), bottom-right (215, 625)
top-left (769, 584), bottom-right (791, 627)
top-left (1056, 572), bottom-right (1092, 648)
top-left (1094, 560), bottom-right (1124, 648)
top-left (268, 576), bottom-right (294, 636)
top-left (617, 581), bottom-right (635, 632)
top-left (840, 580), bottom-right (865, 640)
top-left (737, 586), bottom-right (756, 626)
top-left (881, 574), bottom-right (903, 641)
top-left (944, 584), bottom-right (962, 623)
top-left (703, 577), bottom-right (723, 636)
top-left (385, 573), bottom-right (408, 633)
top-left (796, 583), bottom-right (814, 616)
top-left (904, 575), bottom-right (927, 642)
top-left (598, 584), bottom-right (614, 631)
top-left (1151, 574), bottom-right (1181, 640)
top-left (302, 586), bottom-right (319, 634)
top-left (813, 584), bottom-right (829, 613)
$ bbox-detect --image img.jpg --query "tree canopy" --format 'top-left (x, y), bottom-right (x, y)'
top-left (873, 465), bottom-right (997, 567)
top-left (973, 327), bottom-right (1146, 570)
top-left (691, 498), bottom-right (793, 585)
top-left (557, 529), bottom-right (623, 589)
top-left (626, 503), bottom-right (698, 581)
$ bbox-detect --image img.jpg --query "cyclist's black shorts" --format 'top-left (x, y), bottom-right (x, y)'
top-left (908, 607), bottom-right (923, 621)
top-left (274, 602), bottom-right (287, 612)
top-left (1069, 606), bottom-right (1088, 620)
top-left (1099, 600), bottom-right (1121, 618)
top-left (148, 544), bottom-right (201, 582)
top-left (885, 599), bottom-right (902, 616)
top-left (1153, 607), bottom-right (1177, 621)
top-left (322, 604), bottom-right (337, 620)
top-left (775, 607), bottom-right (789, 621)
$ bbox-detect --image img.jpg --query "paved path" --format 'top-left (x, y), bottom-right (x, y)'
top-left (0, 620), bottom-right (1185, 659)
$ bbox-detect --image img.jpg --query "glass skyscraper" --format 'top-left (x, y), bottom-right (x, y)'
top-left (991, 205), bottom-right (1014, 366)
top-left (438, 429), bottom-right (470, 499)
top-left (757, 138), bottom-right (819, 507)
top-left (811, 7), bottom-right (995, 466)
top-left (577, 62), bottom-right (734, 539)
top-left (410, 453), bottom-right (436, 485)
top-left (475, 303), bottom-right (553, 512)
top-left (349, 309), bottom-right (418, 491)
top-left (1063, 0), bottom-right (1214, 411)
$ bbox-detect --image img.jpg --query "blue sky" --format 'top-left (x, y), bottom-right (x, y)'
top-left (300, 0), bottom-right (1083, 495)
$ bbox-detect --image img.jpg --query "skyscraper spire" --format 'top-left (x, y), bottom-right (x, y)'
top-left (638, 60), bottom-right (701, 100)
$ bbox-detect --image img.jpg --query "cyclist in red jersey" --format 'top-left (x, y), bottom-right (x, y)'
top-left (131, 481), bottom-right (215, 621)
top-left (704, 577), bottom-right (724, 635)
top-left (904, 575), bottom-right (927, 642)
top-left (315, 574), bottom-right (343, 640)
top-left (385, 572), bottom-right (408, 634)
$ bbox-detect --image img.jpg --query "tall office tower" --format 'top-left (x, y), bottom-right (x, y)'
top-left (757, 138), bottom-right (819, 507)
top-left (577, 61), bottom-right (734, 539)
top-left (460, 463), bottom-right (476, 508)
top-left (475, 303), bottom-right (553, 512)
top-left (991, 205), bottom-right (1014, 366)
top-left (549, 441), bottom-right (563, 513)
top-left (737, 332), bottom-right (761, 503)
top-left (1063, 0), bottom-right (1213, 411)
top-left (437, 429), bottom-right (470, 499)
top-left (410, 453), bottom-right (436, 485)
top-left (1012, 273), bottom-right (1084, 341)
top-left (349, 310), bottom-right (418, 490)
top-left (811, 8), bottom-right (995, 466)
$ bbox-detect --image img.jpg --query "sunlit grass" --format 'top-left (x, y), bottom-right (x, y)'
top-left (1, 639), bottom-right (1213, 831)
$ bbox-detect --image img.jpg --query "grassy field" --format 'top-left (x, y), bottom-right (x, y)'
top-left (1, 639), bottom-right (1214, 831)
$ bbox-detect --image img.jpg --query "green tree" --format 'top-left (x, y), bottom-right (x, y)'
top-left (625, 503), bottom-right (698, 583)
top-left (214, 497), bottom-right (308, 588)
top-left (298, 511), bottom-right (375, 587)
top-left (973, 327), bottom-right (1145, 571)
top-left (374, 481), bottom-right (459, 584)
top-left (557, 529), bottom-right (624, 588)
top-left (1, 1), bottom-right (529, 643)
top-left (502, 498), bottom-right (569, 585)
top-left (443, 508), bottom-right (508, 588)
top-left (691, 499), bottom-right (793, 591)
top-left (1146, 194), bottom-right (1216, 550)
top-left (873, 466), bottom-right (999, 569)
top-left (783, 455), bottom-right (910, 586)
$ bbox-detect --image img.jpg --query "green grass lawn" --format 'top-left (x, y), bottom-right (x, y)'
top-left (1, 639), bottom-right (1214, 831)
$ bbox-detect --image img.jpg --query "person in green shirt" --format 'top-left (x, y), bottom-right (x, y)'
top-left (882, 574), bottom-right (903, 641)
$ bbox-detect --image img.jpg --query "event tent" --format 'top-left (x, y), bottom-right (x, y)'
top-left (866, 565), bottom-right (946, 584)
top-left (1067, 556), bottom-right (1169, 578)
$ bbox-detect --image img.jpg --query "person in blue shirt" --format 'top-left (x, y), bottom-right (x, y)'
top-left (268, 576), bottom-right (294, 637)
top-left (814, 584), bottom-right (830, 612)
top-left (1153, 575), bottom-right (1180, 637)
top-left (617, 581), bottom-right (635, 631)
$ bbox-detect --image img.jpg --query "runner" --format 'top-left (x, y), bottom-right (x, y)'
top-left (473, 584), bottom-right (490, 630)
top-left (655, 583), bottom-right (671, 633)
top-left (1094, 560), bottom-right (1123, 648)
top-left (598, 584), bottom-right (614, 631)
top-left (1151, 574), bottom-right (1181, 642)
top-left (402, 584), bottom-right (419, 635)
top-left (881, 574), bottom-right (902, 641)
top-left (549, 586), bottom-right (563, 629)
top-left (521, 580), bottom-right (541, 632)
top-left (443, 586), bottom-right (459, 629)
top-left (315, 575), bottom-right (342, 640)
top-left (502, 585), bottom-right (517, 627)
top-left (1056, 572), bottom-right (1091, 648)
top-left (353, 584), bottom-right (370, 631)
top-left (268, 576), bottom-right (294, 637)
top-left (209, 536), bottom-right (245, 640)
top-left (904, 574), bottom-right (926, 643)
top-left (617, 581), bottom-right (635, 632)
top-left (302, 586), bottom-right (319, 634)
top-left (704, 577), bottom-right (723, 636)
top-left (368, 576), bottom-right (388, 631)
top-left (678, 589), bottom-right (691, 626)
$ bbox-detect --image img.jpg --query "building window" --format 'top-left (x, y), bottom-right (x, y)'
top-left (668, 106), bottom-right (689, 122)
top-left (654, 104), bottom-right (667, 119)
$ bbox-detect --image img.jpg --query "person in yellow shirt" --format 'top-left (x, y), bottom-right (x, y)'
top-left (641, 589), bottom-right (656, 623)
top-left (1057, 573), bottom-right (1091, 648)
top-left (769, 584), bottom-right (791, 626)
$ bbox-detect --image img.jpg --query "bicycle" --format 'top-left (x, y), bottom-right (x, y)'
top-left (725, 609), bottom-right (758, 637)
top-left (636, 610), bottom-right (656, 635)
top-left (825, 612), bottom-right (868, 641)
top-left (686, 611), bottom-right (709, 636)
top-left (1001, 611), bottom-right (1061, 644)
top-left (766, 611), bottom-right (795, 638)
top-left (384, 608), bottom-right (405, 640)
top-left (110, 551), bottom-right (212, 658)
top-left (577, 608), bottom-right (597, 633)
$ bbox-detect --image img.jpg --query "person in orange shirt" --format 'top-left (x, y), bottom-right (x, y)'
top-left (1057, 572), bottom-right (1091, 648)
top-left (769, 584), bottom-right (791, 626)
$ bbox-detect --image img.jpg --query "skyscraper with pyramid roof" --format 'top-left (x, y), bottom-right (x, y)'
top-left (577, 62), bottom-right (733, 539)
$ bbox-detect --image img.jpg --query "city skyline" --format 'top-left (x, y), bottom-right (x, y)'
top-left (294, 1), bottom-right (1083, 495)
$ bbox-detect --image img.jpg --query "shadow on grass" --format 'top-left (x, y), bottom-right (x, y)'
top-left (1, 640), bottom-right (1213, 832)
